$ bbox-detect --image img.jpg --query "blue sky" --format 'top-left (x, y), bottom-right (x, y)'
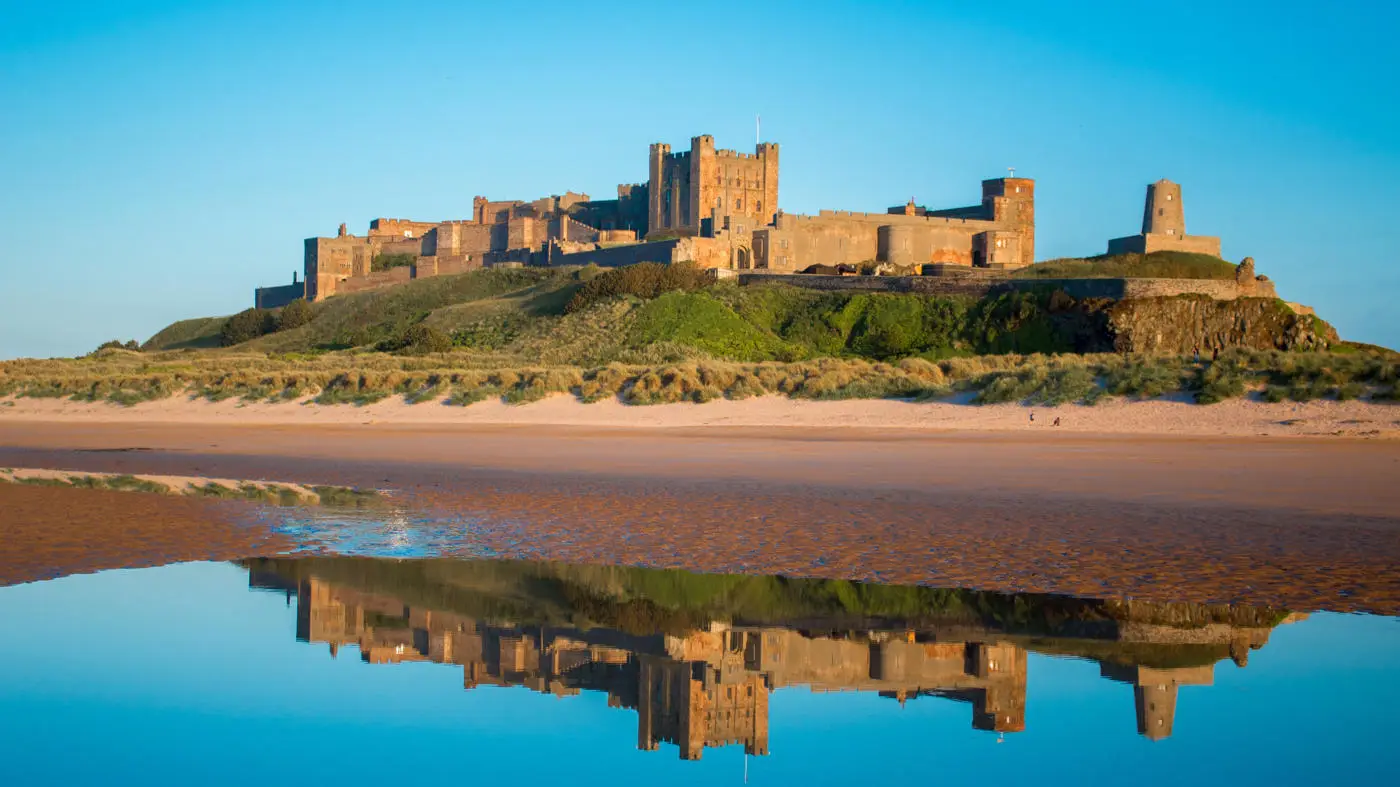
top-left (1, 0), bottom-right (1396, 359)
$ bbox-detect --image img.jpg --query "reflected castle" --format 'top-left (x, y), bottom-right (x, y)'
top-left (247, 558), bottom-right (1297, 758)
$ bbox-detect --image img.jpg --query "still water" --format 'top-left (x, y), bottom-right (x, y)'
top-left (1, 557), bottom-right (1396, 785)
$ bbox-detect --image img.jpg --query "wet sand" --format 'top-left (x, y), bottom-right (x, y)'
top-left (1, 419), bottom-right (1398, 612)
top-left (0, 484), bottom-right (289, 586)
top-left (2, 419), bottom-right (1397, 516)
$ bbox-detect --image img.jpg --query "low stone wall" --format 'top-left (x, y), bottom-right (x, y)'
top-left (552, 239), bottom-right (682, 268)
top-left (734, 272), bottom-right (1278, 302)
top-left (334, 266), bottom-right (411, 296)
top-left (1003, 276), bottom-right (1277, 301)
top-left (254, 281), bottom-right (305, 309)
top-left (736, 272), bottom-right (996, 298)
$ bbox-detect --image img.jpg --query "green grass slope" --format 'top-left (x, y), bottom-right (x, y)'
top-left (1012, 250), bottom-right (1239, 280)
top-left (143, 316), bottom-right (228, 351)
top-left (142, 260), bottom-right (1336, 370)
top-left (247, 267), bottom-right (573, 352)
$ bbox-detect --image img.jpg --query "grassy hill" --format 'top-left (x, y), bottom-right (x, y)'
top-left (141, 264), bottom-right (1201, 364)
top-left (143, 316), bottom-right (229, 351)
top-left (245, 556), bottom-right (1287, 661)
top-left (4, 262), bottom-right (1390, 409)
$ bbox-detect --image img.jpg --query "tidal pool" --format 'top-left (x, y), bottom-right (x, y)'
top-left (1, 558), bottom-right (1395, 785)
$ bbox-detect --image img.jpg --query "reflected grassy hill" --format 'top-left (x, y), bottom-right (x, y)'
top-left (245, 556), bottom-right (1290, 669)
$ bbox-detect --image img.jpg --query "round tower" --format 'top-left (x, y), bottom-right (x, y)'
top-left (878, 224), bottom-right (917, 266)
top-left (1142, 179), bottom-right (1185, 236)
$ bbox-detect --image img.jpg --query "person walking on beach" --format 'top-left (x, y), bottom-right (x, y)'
top-left (1029, 411), bottom-right (1035, 424)
top-left (1053, 416), bottom-right (1061, 427)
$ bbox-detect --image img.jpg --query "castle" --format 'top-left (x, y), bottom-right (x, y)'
top-left (254, 133), bottom-right (1049, 307)
top-left (252, 133), bottom-right (1221, 308)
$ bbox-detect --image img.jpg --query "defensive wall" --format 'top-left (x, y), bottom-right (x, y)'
top-left (732, 272), bottom-right (1279, 302)
top-left (753, 178), bottom-right (1035, 273)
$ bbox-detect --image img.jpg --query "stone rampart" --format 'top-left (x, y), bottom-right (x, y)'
top-left (735, 273), bottom-right (1279, 302)
top-left (738, 272), bottom-right (995, 298)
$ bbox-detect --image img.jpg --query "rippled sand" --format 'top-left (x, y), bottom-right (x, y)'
top-left (0, 484), bottom-right (289, 585)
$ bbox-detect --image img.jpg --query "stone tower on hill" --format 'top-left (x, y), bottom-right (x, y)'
top-left (1142, 179), bottom-right (1185, 236)
top-left (1107, 179), bottom-right (1221, 257)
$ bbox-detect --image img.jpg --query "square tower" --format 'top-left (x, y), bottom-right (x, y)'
top-left (982, 177), bottom-right (1036, 268)
top-left (647, 135), bottom-right (779, 238)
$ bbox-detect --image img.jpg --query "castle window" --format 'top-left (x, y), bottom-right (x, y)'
top-left (1015, 186), bottom-right (1022, 193)
top-left (736, 198), bottom-right (742, 211)
top-left (1167, 229), bottom-right (1176, 235)
top-left (1167, 194), bottom-right (1173, 200)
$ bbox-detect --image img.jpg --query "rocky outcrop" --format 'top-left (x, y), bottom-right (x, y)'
top-left (1105, 296), bottom-right (1337, 354)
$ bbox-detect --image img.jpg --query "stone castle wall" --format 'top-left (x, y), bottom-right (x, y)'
top-left (1108, 232), bottom-right (1223, 257)
top-left (333, 266), bottom-right (412, 295)
top-left (753, 178), bottom-right (1034, 273)
top-left (734, 272), bottom-right (1279, 301)
top-left (254, 280), bottom-right (305, 309)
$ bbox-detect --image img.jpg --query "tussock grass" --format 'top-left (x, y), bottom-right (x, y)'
top-left (3, 341), bottom-right (1396, 410)
top-left (0, 468), bottom-right (378, 507)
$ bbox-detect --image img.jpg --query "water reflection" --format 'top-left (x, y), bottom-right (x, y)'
top-left (245, 557), bottom-right (1297, 758)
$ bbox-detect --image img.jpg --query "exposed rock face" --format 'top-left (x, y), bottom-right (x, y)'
top-left (1105, 296), bottom-right (1336, 354)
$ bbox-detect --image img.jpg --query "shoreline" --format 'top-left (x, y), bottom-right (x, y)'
top-left (2, 393), bottom-right (1397, 439)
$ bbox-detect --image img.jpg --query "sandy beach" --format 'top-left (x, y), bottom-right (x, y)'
top-left (2, 392), bottom-right (1398, 438)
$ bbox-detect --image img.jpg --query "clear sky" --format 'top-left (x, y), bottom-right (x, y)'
top-left (1, 0), bottom-right (1396, 359)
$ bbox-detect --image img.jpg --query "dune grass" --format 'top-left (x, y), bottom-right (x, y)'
top-left (3, 345), bottom-right (1396, 408)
